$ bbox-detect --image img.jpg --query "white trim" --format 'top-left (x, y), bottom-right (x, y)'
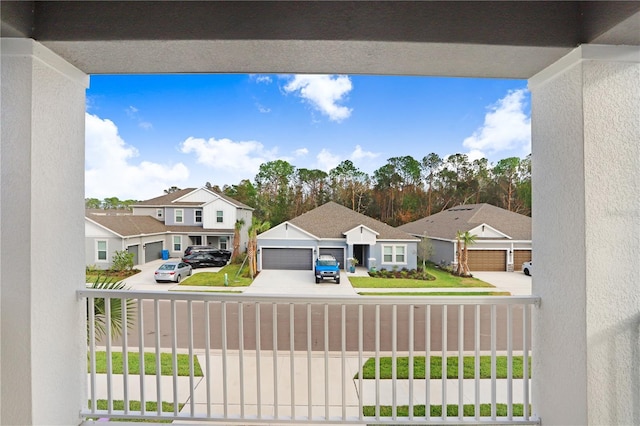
top-left (257, 221), bottom-right (320, 241)
top-left (175, 208), bottom-right (184, 223)
top-left (194, 209), bottom-right (203, 223)
top-left (172, 235), bottom-right (182, 252)
top-left (468, 223), bottom-right (511, 239)
top-left (85, 217), bottom-right (125, 238)
top-left (343, 224), bottom-right (380, 236)
top-left (1, 38), bottom-right (89, 86)
top-left (95, 240), bottom-right (108, 263)
top-left (216, 210), bottom-right (224, 223)
top-left (156, 208), bottom-right (163, 219)
top-left (529, 44), bottom-right (640, 90)
top-left (381, 244), bottom-right (408, 265)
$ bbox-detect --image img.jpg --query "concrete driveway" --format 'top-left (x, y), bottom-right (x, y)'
top-left (244, 269), bottom-right (357, 296)
top-left (471, 271), bottom-right (532, 295)
top-left (112, 258), bottom-right (224, 292)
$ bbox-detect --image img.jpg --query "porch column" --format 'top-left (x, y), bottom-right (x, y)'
top-left (1, 39), bottom-right (88, 424)
top-left (529, 45), bottom-right (639, 425)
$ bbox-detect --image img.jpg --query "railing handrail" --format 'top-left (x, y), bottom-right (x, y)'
top-left (79, 288), bottom-right (540, 306)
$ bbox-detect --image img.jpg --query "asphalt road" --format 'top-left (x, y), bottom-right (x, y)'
top-left (109, 299), bottom-right (529, 353)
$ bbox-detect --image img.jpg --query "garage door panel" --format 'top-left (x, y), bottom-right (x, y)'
top-left (262, 248), bottom-right (312, 270)
top-left (145, 241), bottom-right (163, 262)
top-left (468, 250), bottom-right (506, 271)
top-left (514, 250), bottom-right (531, 267)
top-left (127, 245), bottom-right (139, 266)
top-left (319, 248), bottom-right (345, 269)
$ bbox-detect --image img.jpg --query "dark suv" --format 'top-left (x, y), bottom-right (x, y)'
top-left (183, 245), bottom-right (211, 256)
top-left (189, 246), bottom-right (232, 261)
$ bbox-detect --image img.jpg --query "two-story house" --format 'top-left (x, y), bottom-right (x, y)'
top-left (85, 187), bottom-right (253, 269)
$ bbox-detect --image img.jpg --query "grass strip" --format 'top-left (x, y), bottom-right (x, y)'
top-left (363, 403), bottom-right (528, 417)
top-left (90, 351), bottom-right (203, 376)
top-left (350, 267), bottom-right (493, 288)
top-left (358, 291), bottom-right (510, 296)
top-left (179, 263), bottom-right (252, 287)
top-left (356, 356), bottom-right (531, 379)
top-left (87, 400), bottom-right (183, 423)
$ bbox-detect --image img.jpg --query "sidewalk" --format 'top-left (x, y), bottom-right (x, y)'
top-left (89, 351), bottom-right (528, 419)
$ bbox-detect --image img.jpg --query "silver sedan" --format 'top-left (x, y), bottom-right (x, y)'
top-left (154, 261), bottom-right (192, 283)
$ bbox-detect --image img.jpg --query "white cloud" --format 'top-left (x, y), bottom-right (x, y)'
top-left (256, 103), bottom-right (271, 113)
top-left (283, 75), bottom-right (353, 122)
top-left (462, 89), bottom-right (531, 159)
top-left (253, 75), bottom-right (273, 84)
top-left (351, 145), bottom-right (379, 161)
top-left (180, 136), bottom-right (279, 177)
top-left (85, 113), bottom-right (189, 200)
top-left (316, 149), bottom-right (342, 171)
top-left (294, 148), bottom-right (309, 157)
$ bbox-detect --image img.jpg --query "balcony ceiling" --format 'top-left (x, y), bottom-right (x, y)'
top-left (2, 1), bottom-right (639, 78)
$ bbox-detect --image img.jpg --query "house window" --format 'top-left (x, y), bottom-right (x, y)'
top-left (220, 237), bottom-right (228, 250)
top-left (175, 209), bottom-right (183, 223)
top-left (195, 210), bottom-right (202, 223)
top-left (156, 209), bottom-right (163, 219)
top-left (97, 240), bottom-right (107, 261)
top-left (383, 245), bottom-right (407, 264)
top-left (173, 236), bottom-right (181, 252)
top-left (216, 210), bottom-right (223, 223)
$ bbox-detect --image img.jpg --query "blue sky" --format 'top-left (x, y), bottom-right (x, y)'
top-left (85, 74), bottom-right (531, 200)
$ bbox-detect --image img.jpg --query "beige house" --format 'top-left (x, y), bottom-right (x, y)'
top-left (397, 204), bottom-right (531, 272)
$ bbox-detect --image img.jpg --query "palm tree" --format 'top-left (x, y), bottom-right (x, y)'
top-left (231, 218), bottom-right (245, 262)
top-left (87, 277), bottom-right (136, 344)
top-left (457, 230), bottom-right (477, 277)
top-left (247, 218), bottom-right (271, 278)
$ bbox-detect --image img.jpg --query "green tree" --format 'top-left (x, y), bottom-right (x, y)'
top-left (111, 250), bottom-right (135, 271)
top-left (329, 160), bottom-right (370, 213)
top-left (85, 198), bottom-right (102, 209)
top-left (421, 153), bottom-right (442, 216)
top-left (223, 179), bottom-right (258, 208)
top-left (254, 160), bottom-right (295, 224)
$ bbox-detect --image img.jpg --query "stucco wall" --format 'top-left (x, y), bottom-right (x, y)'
top-left (530, 45), bottom-right (640, 425)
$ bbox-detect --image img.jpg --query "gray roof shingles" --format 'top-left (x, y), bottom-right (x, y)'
top-left (133, 187), bottom-right (253, 210)
top-left (396, 203), bottom-right (531, 240)
top-left (288, 202), bottom-right (416, 240)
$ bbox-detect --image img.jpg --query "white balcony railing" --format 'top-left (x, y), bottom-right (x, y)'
top-left (79, 289), bottom-right (540, 424)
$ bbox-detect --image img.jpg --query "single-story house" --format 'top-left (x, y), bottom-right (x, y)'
top-left (396, 203), bottom-right (532, 272)
top-left (257, 201), bottom-right (419, 271)
top-left (86, 187), bottom-right (253, 269)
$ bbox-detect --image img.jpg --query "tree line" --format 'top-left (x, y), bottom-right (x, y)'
top-left (85, 152), bottom-right (531, 227)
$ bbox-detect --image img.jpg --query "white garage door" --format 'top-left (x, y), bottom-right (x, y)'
top-left (262, 248), bottom-right (313, 270)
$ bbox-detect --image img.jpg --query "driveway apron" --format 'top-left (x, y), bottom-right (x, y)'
top-left (244, 269), bottom-right (357, 296)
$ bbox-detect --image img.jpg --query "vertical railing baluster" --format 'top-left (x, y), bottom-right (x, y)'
top-left (507, 303), bottom-right (513, 421)
top-left (491, 304), bottom-right (497, 420)
top-left (425, 304), bottom-right (431, 421)
top-left (105, 297), bottom-right (113, 413)
top-left (171, 300), bottom-right (178, 416)
top-left (523, 303), bottom-right (530, 420)
top-left (358, 304), bottom-right (363, 422)
top-left (187, 300), bottom-right (195, 416)
top-left (458, 305), bottom-right (464, 421)
top-left (122, 297), bottom-right (129, 415)
top-left (341, 304), bottom-right (347, 420)
top-left (204, 301), bottom-right (212, 418)
top-left (272, 302), bottom-right (278, 419)
top-left (375, 304), bottom-right (380, 421)
top-left (307, 303), bottom-right (312, 420)
top-left (392, 304), bottom-right (397, 420)
top-left (255, 302), bottom-right (262, 419)
top-left (475, 305), bottom-right (480, 421)
top-left (88, 297), bottom-right (97, 414)
top-left (138, 298), bottom-right (146, 416)
top-left (238, 301), bottom-right (245, 419)
top-left (290, 303), bottom-right (295, 420)
top-left (408, 304), bottom-right (414, 421)
top-left (221, 301), bottom-right (228, 419)
top-left (324, 303), bottom-right (329, 420)
top-left (441, 304), bottom-right (447, 420)
top-left (154, 299), bottom-right (162, 416)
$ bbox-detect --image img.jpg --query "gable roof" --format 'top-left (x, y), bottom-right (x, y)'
top-left (86, 213), bottom-right (168, 237)
top-left (133, 187), bottom-right (253, 210)
top-left (289, 202), bottom-right (416, 240)
top-left (397, 203), bottom-right (532, 240)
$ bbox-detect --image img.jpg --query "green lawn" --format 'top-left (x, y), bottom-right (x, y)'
top-left (363, 403), bottom-right (528, 417)
top-left (350, 266), bottom-right (494, 289)
top-left (179, 263), bottom-right (253, 287)
top-left (358, 291), bottom-right (510, 296)
top-left (357, 355), bottom-right (531, 379)
top-left (90, 351), bottom-right (203, 376)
